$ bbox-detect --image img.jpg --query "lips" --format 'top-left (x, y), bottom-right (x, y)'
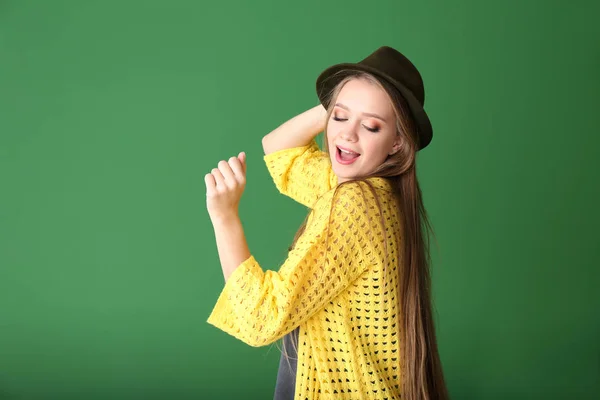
top-left (336, 145), bottom-right (360, 155)
top-left (335, 145), bottom-right (361, 165)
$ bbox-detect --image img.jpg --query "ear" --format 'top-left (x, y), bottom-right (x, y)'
top-left (389, 138), bottom-right (402, 155)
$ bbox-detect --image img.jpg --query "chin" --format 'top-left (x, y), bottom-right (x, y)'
top-left (334, 171), bottom-right (356, 183)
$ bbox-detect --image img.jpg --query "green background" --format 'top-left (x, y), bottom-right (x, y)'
top-left (1, 0), bottom-right (598, 399)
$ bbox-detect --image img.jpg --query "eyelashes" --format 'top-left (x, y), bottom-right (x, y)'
top-left (332, 116), bottom-right (380, 133)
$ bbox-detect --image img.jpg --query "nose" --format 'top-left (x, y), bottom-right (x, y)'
top-left (339, 123), bottom-right (359, 142)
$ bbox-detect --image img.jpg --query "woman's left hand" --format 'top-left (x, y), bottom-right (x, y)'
top-left (205, 152), bottom-right (247, 222)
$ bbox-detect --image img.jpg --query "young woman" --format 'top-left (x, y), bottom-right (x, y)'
top-left (205, 46), bottom-right (449, 400)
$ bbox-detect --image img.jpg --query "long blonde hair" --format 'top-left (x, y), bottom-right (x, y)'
top-left (278, 71), bottom-right (449, 400)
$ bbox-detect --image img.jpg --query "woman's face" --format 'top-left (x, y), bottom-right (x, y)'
top-left (326, 78), bottom-right (400, 184)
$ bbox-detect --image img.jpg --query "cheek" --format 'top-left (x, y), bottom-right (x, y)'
top-left (362, 142), bottom-right (388, 164)
top-left (326, 132), bottom-right (339, 148)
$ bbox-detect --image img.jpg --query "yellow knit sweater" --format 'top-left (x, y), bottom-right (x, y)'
top-left (207, 138), bottom-right (403, 399)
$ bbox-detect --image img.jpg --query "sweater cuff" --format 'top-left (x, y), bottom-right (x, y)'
top-left (206, 255), bottom-right (263, 328)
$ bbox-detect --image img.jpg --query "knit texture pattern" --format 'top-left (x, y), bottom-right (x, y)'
top-left (207, 138), bottom-right (403, 399)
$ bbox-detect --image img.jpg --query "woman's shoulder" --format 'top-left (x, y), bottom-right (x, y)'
top-left (310, 177), bottom-right (396, 223)
top-left (305, 178), bottom-right (396, 264)
top-left (315, 177), bottom-right (394, 204)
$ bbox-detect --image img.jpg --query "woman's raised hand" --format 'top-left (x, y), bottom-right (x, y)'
top-left (205, 152), bottom-right (247, 222)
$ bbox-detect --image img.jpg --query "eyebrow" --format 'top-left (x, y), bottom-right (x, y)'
top-left (334, 103), bottom-right (388, 123)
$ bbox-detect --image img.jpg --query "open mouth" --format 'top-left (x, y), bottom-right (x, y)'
top-left (336, 146), bottom-right (361, 163)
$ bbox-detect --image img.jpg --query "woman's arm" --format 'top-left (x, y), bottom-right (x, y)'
top-left (262, 104), bottom-right (328, 155)
top-left (204, 151), bottom-right (249, 283)
top-left (207, 181), bottom-right (384, 347)
top-left (210, 214), bottom-right (251, 283)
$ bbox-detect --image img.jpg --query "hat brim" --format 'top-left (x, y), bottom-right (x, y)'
top-left (316, 63), bottom-right (432, 150)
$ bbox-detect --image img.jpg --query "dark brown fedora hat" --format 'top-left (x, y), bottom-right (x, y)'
top-left (316, 46), bottom-right (433, 150)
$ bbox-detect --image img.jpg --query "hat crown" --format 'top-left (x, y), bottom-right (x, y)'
top-left (360, 46), bottom-right (425, 105)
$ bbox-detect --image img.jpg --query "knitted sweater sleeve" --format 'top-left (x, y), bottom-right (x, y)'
top-left (263, 138), bottom-right (338, 209)
top-left (206, 182), bottom-right (383, 347)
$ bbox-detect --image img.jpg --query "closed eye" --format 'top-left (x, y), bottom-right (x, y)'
top-left (332, 116), bottom-right (379, 133)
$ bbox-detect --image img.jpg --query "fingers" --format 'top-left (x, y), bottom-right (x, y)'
top-left (238, 152), bottom-right (246, 172)
top-left (204, 172), bottom-right (217, 195)
top-left (210, 167), bottom-right (225, 188)
top-left (206, 153), bottom-right (246, 190)
top-left (229, 153), bottom-right (248, 175)
top-left (230, 155), bottom-right (246, 177)
top-left (217, 160), bottom-right (235, 183)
